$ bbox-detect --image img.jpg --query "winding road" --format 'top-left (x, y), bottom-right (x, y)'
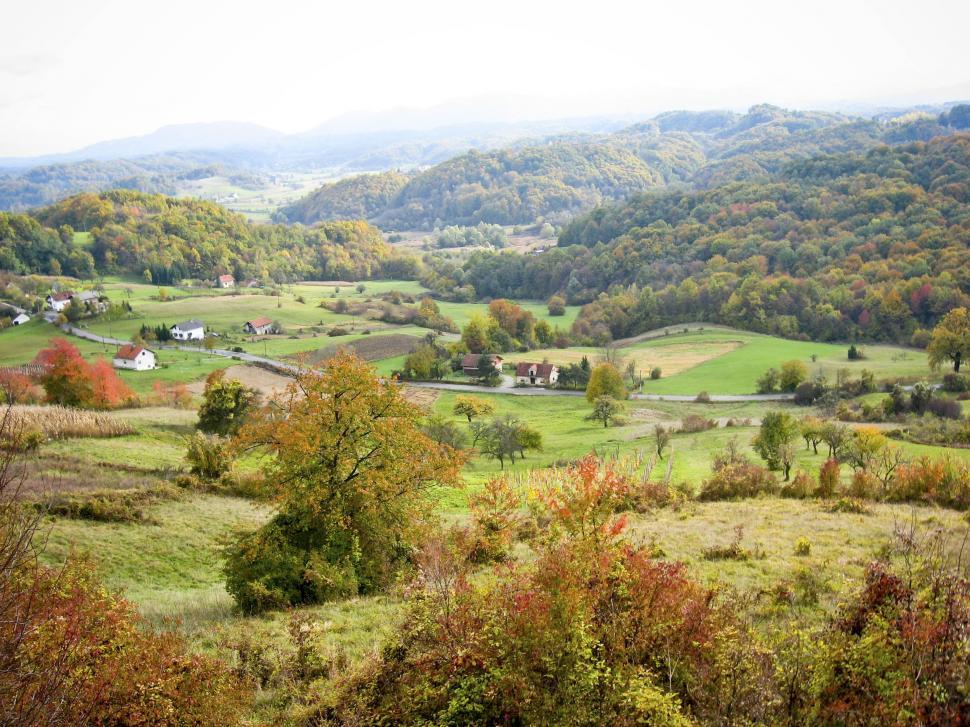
top-left (51, 316), bottom-right (796, 402)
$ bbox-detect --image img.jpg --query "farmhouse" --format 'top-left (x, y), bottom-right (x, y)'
top-left (243, 316), bottom-right (274, 335)
top-left (215, 274), bottom-right (235, 288)
top-left (73, 290), bottom-right (108, 314)
top-left (170, 319), bottom-right (205, 341)
top-left (12, 313), bottom-right (30, 326)
top-left (46, 291), bottom-right (74, 312)
top-left (112, 344), bottom-right (156, 371)
top-left (461, 353), bottom-right (503, 376)
top-left (515, 362), bottom-right (559, 386)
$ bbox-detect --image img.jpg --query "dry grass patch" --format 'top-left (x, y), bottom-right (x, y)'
top-left (3, 405), bottom-right (134, 441)
top-left (402, 386), bottom-right (440, 410)
top-left (187, 364), bottom-right (294, 398)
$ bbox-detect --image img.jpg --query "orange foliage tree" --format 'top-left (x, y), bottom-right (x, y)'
top-left (224, 351), bottom-right (464, 613)
top-left (33, 339), bottom-right (132, 409)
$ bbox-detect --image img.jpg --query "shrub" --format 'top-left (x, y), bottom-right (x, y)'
top-left (702, 525), bottom-right (756, 561)
top-left (816, 458), bottom-right (841, 498)
top-left (887, 456), bottom-right (970, 509)
top-left (694, 390), bottom-right (711, 403)
top-left (4, 557), bottom-right (246, 725)
top-left (680, 414), bottom-right (716, 433)
top-left (327, 326), bottom-right (350, 336)
top-left (826, 497), bottom-right (871, 514)
top-left (320, 468), bottom-right (775, 726)
top-left (465, 477), bottom-right (521, 564)
top-left (802, 530), bottom-right (969, 724)
top-left (780, 360), bottom-right (809, 391)
top-left (926, 397), bottom-right (962, 419)
top-left (848, 469), bottom-right (881, 499)
top-left (780, 470), bottom-right (815, 499)
top-left (650, 367), bottom-right (662, 380)
top-left (847, 344), bottom-right (864, 360)
top-left (185, 431), bottom-right (233, 480)
top-left (756, 368), bottom-right (779, 393)
top-left (941, 372), bottom-right (969, 392)
top-left (794, 379), bottom-right (824, 405)
top-left (793, 537), bottom-right (811, 556)
top-left (699, 462), bottom-right (777, 500)
top-left (37, 483), bottom-right (181, 523)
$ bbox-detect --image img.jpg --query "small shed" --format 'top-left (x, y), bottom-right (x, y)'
top-left (461, 353), bottom-right (503, 376)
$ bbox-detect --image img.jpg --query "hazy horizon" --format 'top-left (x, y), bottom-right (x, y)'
top-left (2, 0), bottom-right (969, 157)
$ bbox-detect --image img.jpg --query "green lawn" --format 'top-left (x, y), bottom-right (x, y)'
top-left (629, 330), bottom-right (932, 395)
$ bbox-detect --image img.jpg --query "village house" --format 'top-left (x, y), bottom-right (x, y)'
top-left (461, 353), bottom-right (503, 376)
top-left (243, 316), bottom-right (274, 335)
top-left (12, 313), bottom-right (30, 326)
top-left (215, 274), bottom-right (235, 289)
top-left (73, 290), bottom-right (109, 314)
top-left (112, 344), bottom-right (156, 371)
top-left (514, 362), bottom-right (559, 386)
top-left (170, 319), bottom-right (205, 341)
top-left (45, 291), bottom-right (74, 312)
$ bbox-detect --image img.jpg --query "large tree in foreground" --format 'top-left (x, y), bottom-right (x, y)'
top-left (927, 306), bottom-right (970, 372)
top-left (225, 351), bottom-right (464, 613)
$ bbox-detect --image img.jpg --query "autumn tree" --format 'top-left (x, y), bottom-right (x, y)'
top-left (224, 352), bottom-right (464, 613)
top-left (753, 411), bottom-right (799, 470)
top-left (34, 338), bottom-right (94, 407)
top-left (547, 295), bottom-right (566, 316)
top-left (779, 360), bottom-right (809, 392)
top-left (654, 424), bottom-right (671, 459)
top-left (585, 363), bottom-right (627, 403)
top-left (196, 369), bottom-right (259, 436)
top-left (33, 338), bottom-right (130, 409)
top-left (586, 395), bottom-right (624, 428)
top-left (453, 395), bottom-right (495, 423)
top-left (927, 307), bottom-right (969, 372)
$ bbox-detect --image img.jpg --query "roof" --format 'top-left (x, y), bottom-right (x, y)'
top-left (217, 274), bottom-right (235, 282)
top-left (13, 313), bottom-right (29, 322)
top-left (49, 292), bottom-right (73, 302)
top-left (172, 319), bottom-right (204, 330)
top-left (461, 353), bottom-right (502, 368)
top-left (246, 316), bottom-right (274, 328)
top-left (75, 290), bottom-right (100, 302)
top-left (114, 344), bottom-right (151, 361)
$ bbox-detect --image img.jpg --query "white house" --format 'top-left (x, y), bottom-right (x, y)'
top-left (112, 344), bottom-right (156, 371)
top-left (514, 362), bottom-right (559, 386)
top-left (215, 274), bottom-right (235, 289)
top-left (46, 292), bottom-right (74, 312)
top-left (170, 319), bottom-right (205, 341)
top-left (12, 313), bottom-right (30, 326)
top-left (243, 316), bottom-right (274, 335)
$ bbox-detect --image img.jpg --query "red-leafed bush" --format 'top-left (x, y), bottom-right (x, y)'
top-left (33, 339), bottom-right (133, 409)
top-left (887, 456), bottom-right (970, 509)
top-left (317, 459), bottom-right (775, 725)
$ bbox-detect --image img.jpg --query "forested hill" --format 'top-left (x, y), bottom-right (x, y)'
top-left (283, 104), bottom-right (970, 229)
top-left (431, 134), bottom-right (970, 344)
top-left (0, 190), bottom-right (413, 283)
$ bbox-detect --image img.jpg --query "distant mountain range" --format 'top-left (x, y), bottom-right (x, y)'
top-left (0, 99), bottom-right (967, 214)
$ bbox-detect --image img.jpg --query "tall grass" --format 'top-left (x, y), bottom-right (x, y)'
top-left (3, 405), bottom-right (134, 441)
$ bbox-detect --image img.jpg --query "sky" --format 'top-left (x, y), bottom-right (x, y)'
top-left (2, 0), bottom-right (969, 156)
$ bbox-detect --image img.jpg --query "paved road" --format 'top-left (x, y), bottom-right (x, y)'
top-left (53, 319), bottom-right (798, 402)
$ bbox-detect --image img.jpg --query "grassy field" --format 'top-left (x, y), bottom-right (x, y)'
top-left (630, 330), bottom-right (932, 395)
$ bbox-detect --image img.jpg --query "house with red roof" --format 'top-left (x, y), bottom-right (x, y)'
top-left (215, 274), bottom-right (235, 289)
top-left (112, 344), bottom-right (156, 371)
top-left (243, 316), bottom-right (275, 335)
top-left (514, 362), bottom-right (559, 386)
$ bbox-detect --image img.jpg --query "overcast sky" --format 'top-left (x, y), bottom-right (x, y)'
top-left (2, 0), bottom-right (968, 156)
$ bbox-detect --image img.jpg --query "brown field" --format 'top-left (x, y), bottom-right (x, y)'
top-left (17, 452), bottom-right (166, 495)
top-left (503, 341), bottom-right (742, 377)
top-left (402, 386), bottom-right (440, 410)
top-left (187, 364), bottom-right (294, 398)
top-left (300, 333), bottom-right (420, 365)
